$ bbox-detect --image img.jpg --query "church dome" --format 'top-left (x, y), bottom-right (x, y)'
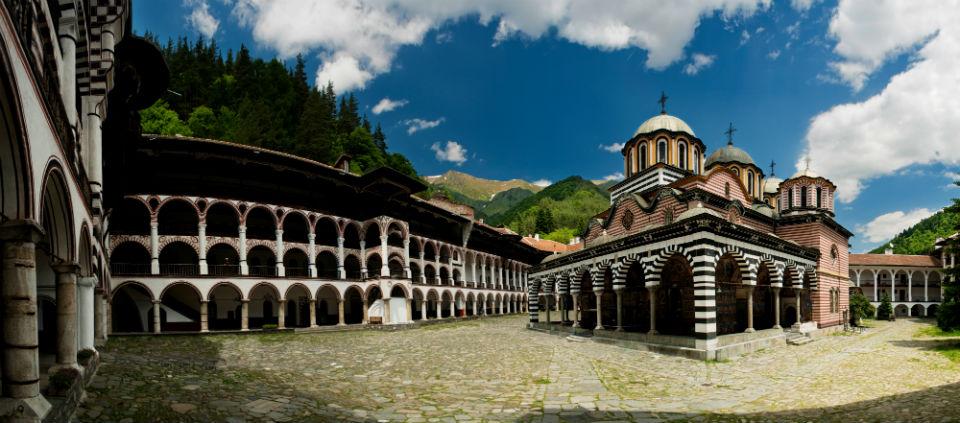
top-left (705, 143), bottom-right (755, 167)
top-left (634, 114), bottom-right (696, 137)
top-left (763, 176), bottom-right (783, 194)
top-left (791, 168), bottom-right (819, 178)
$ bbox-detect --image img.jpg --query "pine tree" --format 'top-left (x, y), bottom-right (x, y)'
top-left (877, 291), bottom-right (893, 320)
top-left (535, 207), bottom-right (556, 235)
top-left (372, 123), bottom-right (387, 152)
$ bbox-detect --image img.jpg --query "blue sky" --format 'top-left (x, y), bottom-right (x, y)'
top-left (134, 0), bottom-right (960, 253)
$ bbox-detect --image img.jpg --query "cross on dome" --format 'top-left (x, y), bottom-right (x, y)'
top-left (725, 122), bottom-right (737, 146)
top-left (769, 160), bottom-right (776, 176)
top-left (658, 91), bottom-right (668, 114)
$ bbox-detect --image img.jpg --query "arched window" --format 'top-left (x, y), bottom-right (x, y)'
top-left (657, 139), bottom-right (667, 164)
top-left (693, 148), bottom-right (701, 174)
top-left (731, 167), bottom-right (739, 176)
top-left (747, 170), bottom-right (755, 196)
top-left (816, 187), bottom-right (822, 208)
top-left (800, 186), bottom-right (808, 207)
top-left (724, 182), bottom-right (731, 198)
top-left (640, 144), bottom-right (648, 170)
top-left (626, 146), bottom-right (634, 176)
top-left (678, 142), bottom-right (687, 169)
top-left (788, 189), bottom-right (794, 208)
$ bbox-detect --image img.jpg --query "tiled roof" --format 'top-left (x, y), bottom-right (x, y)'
top-left (849, 254), bottom-right (941, 268)
top-left (522, 237), bottom-right (583, 253)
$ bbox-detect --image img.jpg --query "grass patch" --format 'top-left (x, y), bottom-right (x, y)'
top-left (933, 343), bottom-right (960, 362)
top-left (916, 325), bottom-right (960, 338)
top-left (705, 358), bottom-right (731, 365)
top-left (533, 377), bottom-right (551, 385)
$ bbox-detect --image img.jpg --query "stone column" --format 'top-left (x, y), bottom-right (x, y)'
top-left (153, 300), bottom-right (162, 334)
top-left (239, 225), bottom-right (249, 275)
top-left (418, 251), bottom-right (426, 284)
top-left (200, 301), bottom-right (209, 332)
top-left (873, 273), bottom-right (878, 302)
top-left (383, 295), bottom-right (392, 324)
top-left (0, 221), bottom-right (52, 421)
top-left (198, 222), bottom-right (208, 275)
top-left (150, 219), bottom-right (160, 274)
top-left (406, 298), bottom-right (413, 322)
top-left (77, 277), bottom-right (96, 351)
top-left (362, 298), bottom-right (369, 324)
top-left (359, 240), bottom-right (367, 279)
top-left (772, 287), bottom-right (781, 329)
top-left (648, 286), bottom-right (658, 335)
top-left (745, 286), bottom-right (755, 333)
top-left (338, 299), bottom-right (346, 325)
top-left (380, 234), bottom-right (390, 277)
top-left (309, 299), bottom-right (318, 327)
top-left (421, 300), bottom-right (428, 320)
top-left (615, 289), bottom-right (624, 331)
top-left (403, 238), bottom-right (411, 278)
top-left (275, 229), bottom-right (285, 277)
top-left (794, 289), bottom-right (802, 327)
top-left (307, 233), bottom-right (317, 278)
top-left (925, 273), bottom-right (930, 302)
top-left (336, 236), bottom-right (346, 279)
top-left (595, 290), bottom-right (604, 330)
top-left (278, 300), bottom-right (286, 329)
top-left (435, 300), bottom-right (442, 319)
top-left (545, 296), bottom-right (551, 323)
top-left (449, 300), bottom-right (456, 318)
top-left (571, 293), bottom-right (580, 328)
top-left (481, 261), bottom-right (486, 288)
top-left (241, 300), bottom-right (249, 331)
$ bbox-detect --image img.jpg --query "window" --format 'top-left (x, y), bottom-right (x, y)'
top-left (678, 142), bottom-right (687, 169)
top-left (831, 244), bottom-right (839, 264)
top-left (816, 187), bottom-right (822, 208)
top-left (626, 146), bottom-right (634, 176)
top-left (693, 148), bottom-right (701, 174)
top-left (621, 210), bottom-right (634, 230)
top-left (800, 186), bottom-right (808, 207)
top-left (725, 182), bottom-right (731, 198)
top-left (640, 144), bottom-right (648, 170)
top-left (747, 170), bottom-right (755, 196)
top-left (732, 167), bottom-right (740, 176)
top-left (788, 188), bottom-right (794, 208)
top-left (657, 139), bottom-right (667, 163)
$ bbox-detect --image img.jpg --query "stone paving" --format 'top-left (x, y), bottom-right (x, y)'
top-left (78, 316), bottom-right (960, 422)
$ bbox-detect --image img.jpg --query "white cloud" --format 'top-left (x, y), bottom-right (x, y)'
top-left (404, 118), bottom-right (444, 135)
top-left (231, 0), bottom-right (770, 90)
top-left (945, 171), bottom-right (960, 188)
top-left (186, 0), bottom-right (220, 38)
top-left (372, 97), bottom-right (408, 115)
top-left (767, 49), bottom-right (781, 59)
top-left (431, 141), bottom-right (467, 165)
top-left (435, 31), bottom-right (454, 44)
top-left (683, 53), bottom-right (716, 75)
top-left (602, 172), bottom-right (624, 181)
top-left (740, 29), bottom-right (751, 45)
top-left (790, 0), bottom-right (818, 12)
top-left (801, 0), bottom-right (960, 203)
top-left (599, 142), bottom-right (625, 153)
top-left (856, 208), bottom-right (936, 243)
top-left (532, 179), bottom-right (552, 187)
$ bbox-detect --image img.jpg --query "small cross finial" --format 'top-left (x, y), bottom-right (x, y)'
top-left (725, 122), bottom-right (737, 145)
top-left (658, 91), bottom-right (668, 114)
top-left (804, 155), bottom-right (812, 171)
top-left (769, 160), bottom-right (776, 176)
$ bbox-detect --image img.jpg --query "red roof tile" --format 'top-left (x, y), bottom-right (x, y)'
top-left (849, 254), bottom-right (941, 267)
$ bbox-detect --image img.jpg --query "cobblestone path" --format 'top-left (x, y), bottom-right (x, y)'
top-left (78, 317), bottom-right (960, 422)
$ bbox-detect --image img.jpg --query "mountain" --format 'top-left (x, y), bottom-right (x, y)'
top-left (482, 187), bottom-right (535, 217)
top-left (490, 176), bottom-right (611, 237)
top-left (425, 170), bottom-right (542, 202)
top-left (868, 208), bottom-right (960, 255)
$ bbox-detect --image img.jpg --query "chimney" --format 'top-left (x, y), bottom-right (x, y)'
top-left (884, 244), bottom-right (894, 255)
top-left (534, 233), bottom-right (540, 240)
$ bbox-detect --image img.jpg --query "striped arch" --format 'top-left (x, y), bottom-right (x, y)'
top-left (805, 268), bottom-right (819, 290)
top-left (527, 277), bottom-right (542, 322)
top-left (758, 254), bottom-right (783, 286)
top-left (717, 245), bottom-right (755, 285)
top-left (611, 253), bottom-right (641, 290)
top-left (783, 262), bottom-right (803, 288)
top-left (555, 272), bottom-right (570, 295)
top-left (589, 259), bottom-right (614, 291)
top-left (646, 244), bottom-right (690, 286)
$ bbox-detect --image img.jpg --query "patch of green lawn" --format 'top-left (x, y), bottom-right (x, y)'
top-left (915, 325), bottom-right (960, 338)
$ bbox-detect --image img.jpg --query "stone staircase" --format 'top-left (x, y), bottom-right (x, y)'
top-left (785, 331), bottom-right (814, 346)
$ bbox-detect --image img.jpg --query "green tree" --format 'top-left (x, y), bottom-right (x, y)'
top-left (141, 100), bottom-right (191, 136)
top-left (534, 207), bottom-right (556, 235)
top-left (937, 180), bottom-right (960, 330)
top-left (849, 291), bottom-right (876, 326)
top-left (187, 105), bottom-right (217, 138)
top-left (543, 227), bottom-right (578, 244)
top-left (876, 291), bottom-right (893, 320)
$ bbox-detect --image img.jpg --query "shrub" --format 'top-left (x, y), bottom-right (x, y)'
top-left (848, 291), bottom-right (876, 326)
top-left (262, 324), bottom-right (278, 330)
top-left (876, 291), bottom-right (893, 321)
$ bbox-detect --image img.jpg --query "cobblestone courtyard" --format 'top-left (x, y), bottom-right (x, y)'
top-left (79, 316), bottom-right (960, 422)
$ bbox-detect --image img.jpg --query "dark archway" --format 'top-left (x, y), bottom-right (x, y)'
top-left (316, 285), bottom-right (340, 325)
top-left (344, 255), bottom-right (362, 279)
top-left (111, 283), bottom-right (154, 333)
top-left (110, 198), bottom-right (150, 234)
top-left (657, 255), bottom-right (695, 336)
top-left (316, 250), bottom-right (338, 279)
top-left (282, 212), bottom-right (309, 244)
top-left (110, 241), bottom-right (151, 275)
top-left (159, 242), bottom-right (199, 276)
top-left (205, 202), bottom-right (239, 237)
top-left (207, 244), bottom-right (240, 276)
top-left (622, 262), bottom-right (650, 332)
top-left (208, 283), bottom-right (242, 330)
top-left (160, 283), bottom-right (202, 332)
top-left (344, 286), bottom-right (364, 324)
top-left (245, 207), bottom-right (277, 240)
top-left (715, 254), bottom-right (746, 335)
top-left (158, 199), bottom-right (198, 236)
top-left (283, 248), bottom-right (309, 278)
top-left (366, 253), bottom-right (383, 279)
top-left (247, 245), bottom-right (276, 277)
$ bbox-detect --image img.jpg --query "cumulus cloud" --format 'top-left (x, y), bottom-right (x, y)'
top-left (431, 141), bottom-right (467, 165)
top-left (790, 0), bottom-right (819, 12)
top-left (767, 49), bottom-right (781, 59)
top-left (372, 97), bottom-right (408, 114)
top-left (856, 208), bottom-right (936, 243)
top-left (404, 118), bottom-right (444, 135)
top-left (186, 0), bottom-right (220, 38)
top-left (740, 30), bottom-right (751, 45)
top-left (599, 142), bottom-right (625, 153)
top-left (231, 0), bottom-right (770, 90)
top-left (945, 171), bottom-right (960, 188)
top-left (801, 0), bottom-right (960, 203)
top-left (602, 172), bottom-right (625, 181)
top-left (683, 53), bottom-right (716, 75)
top-left (532, 179), bottom-right (552, 187)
